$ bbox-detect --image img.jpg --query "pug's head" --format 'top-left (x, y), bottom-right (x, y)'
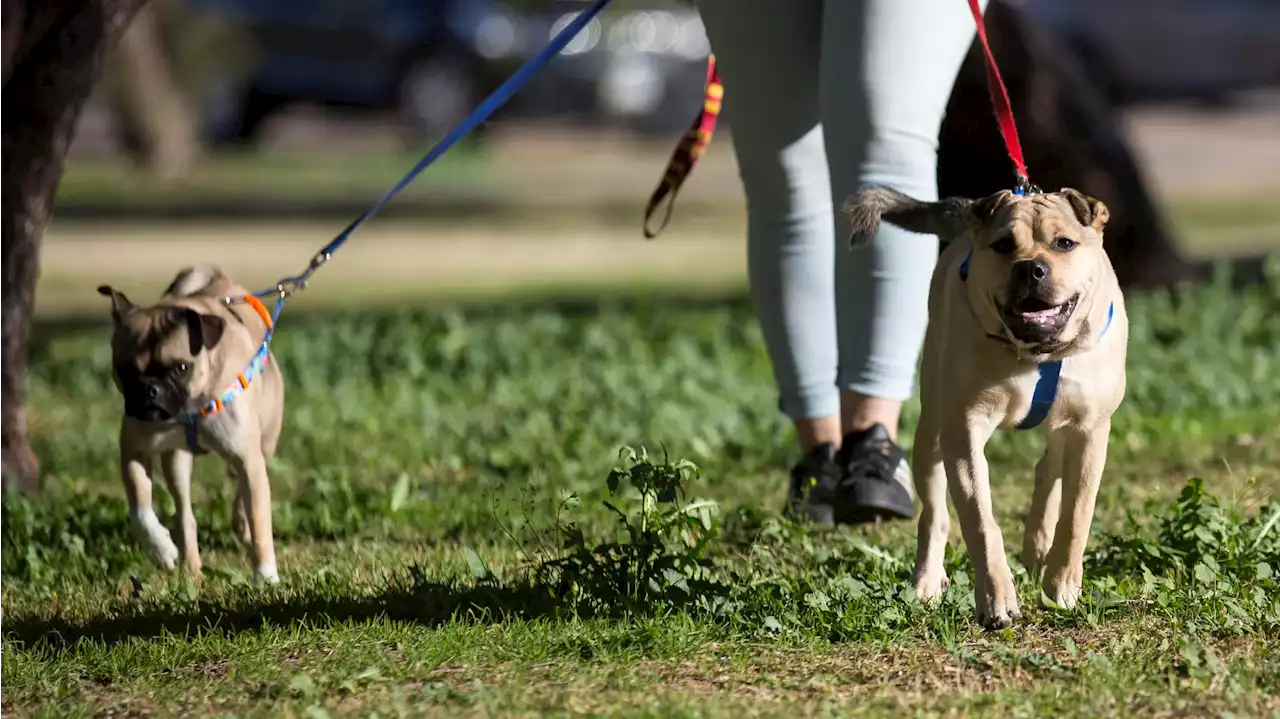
top-left (846, 186), bottom-right (1110, 352)
top-left (98, 286), bottom-right (227, 422)
top-left (959, 188), bottom-right (1109, 349)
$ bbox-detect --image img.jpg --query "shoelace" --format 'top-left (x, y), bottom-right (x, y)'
top-left (839, 441), bottom-right (899, 486)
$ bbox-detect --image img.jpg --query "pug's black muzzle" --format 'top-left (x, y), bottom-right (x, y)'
top-left (124, 378), bottom-right (185, 422)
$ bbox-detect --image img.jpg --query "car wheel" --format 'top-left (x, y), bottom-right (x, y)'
top-left (397, 54), bottom-right (479, 142)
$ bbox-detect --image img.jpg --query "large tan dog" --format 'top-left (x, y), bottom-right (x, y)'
top-left (98, 265), bottom-right (284, 583)
top-left (846, 187), bottom-right (1128, 630)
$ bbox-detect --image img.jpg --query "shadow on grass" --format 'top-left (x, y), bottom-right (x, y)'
top-left (4, 574), bottom-right (590, 650)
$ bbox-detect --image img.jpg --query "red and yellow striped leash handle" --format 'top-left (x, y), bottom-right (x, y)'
top-left (642, 55), bottom-right (723, 239)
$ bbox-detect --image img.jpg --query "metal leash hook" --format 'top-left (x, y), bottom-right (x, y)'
top-left (1013, 173), bottom-right (1042, 197)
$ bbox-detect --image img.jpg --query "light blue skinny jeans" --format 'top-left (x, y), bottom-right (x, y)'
top-left (697, 0), bottom-right (981, 420)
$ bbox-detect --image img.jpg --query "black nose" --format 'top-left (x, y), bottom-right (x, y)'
top-left (146, 382), bottom-right (161, 399)
top-left (1013, 259), bottom-right (1050, 286)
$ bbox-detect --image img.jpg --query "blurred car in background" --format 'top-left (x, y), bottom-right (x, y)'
top-left (513, 1), bottom-right (710, 136)
top-left (190, 0), bottom-right (509, 144)
top-left (187, 0), bottom-right (711, 145)
top-left (1025, 0), bottom-right (1280, 106)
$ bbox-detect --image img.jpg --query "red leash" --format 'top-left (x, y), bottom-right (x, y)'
top-left (966, 0), bottom-right (1034, 191)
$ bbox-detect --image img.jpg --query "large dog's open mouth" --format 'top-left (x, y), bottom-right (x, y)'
top-left (1000, 293), bottom-right (1078, 343)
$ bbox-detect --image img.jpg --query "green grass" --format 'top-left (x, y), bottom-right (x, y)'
top-left (55, 147), bottom-right (496, 207)
top-left (4, 271), bottom-right (1280, 717)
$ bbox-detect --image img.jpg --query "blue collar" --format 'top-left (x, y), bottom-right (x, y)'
top-left (178, 296), bottom-right (283, 453)
top-left (958, 248), bottom-right (1114, 430)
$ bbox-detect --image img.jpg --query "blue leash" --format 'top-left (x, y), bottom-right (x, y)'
top-left (226, 0), bottom-right (616, 306)
top-left (190, 0), bottom-right (614, 451)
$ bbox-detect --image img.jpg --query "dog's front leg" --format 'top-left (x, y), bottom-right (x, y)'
top-left (160, 449), bottom-right (201, 574)
top-left (1021, 435), bottom-right (1064, 577)
top-left (229, 466), bottom-right (253, 545)
top-left (941, 416), bottom-right (1021, 630)
top-left (228, 448), bottom-right (279, 584)
top-left (121, 446), bottom-right (179, 571)
top-left (1042, 421), bottom-right (1110, 609)
top-left (912, 415), bottom-right (950, 601)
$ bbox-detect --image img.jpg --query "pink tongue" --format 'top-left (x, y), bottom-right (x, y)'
top-left (1020, 306), bottom-right (1059, 321)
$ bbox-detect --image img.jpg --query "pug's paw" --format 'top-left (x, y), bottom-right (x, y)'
top-left (131, 509), bottom-right (179, 571)
top-left (255, 563), bottom-right (280, 584)
top-left (913, 567), bottom-right (950, 602)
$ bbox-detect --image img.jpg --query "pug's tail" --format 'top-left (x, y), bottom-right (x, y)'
top-left (163, 263), bottom-right (232, 299)
top-left (844, 187), bottom-right (972, 247)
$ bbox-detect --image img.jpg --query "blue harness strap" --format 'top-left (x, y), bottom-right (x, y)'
top-left (956, 246), bottom-right (1114, 430)
top-left (1014, 358), bottom-right (1062, 430)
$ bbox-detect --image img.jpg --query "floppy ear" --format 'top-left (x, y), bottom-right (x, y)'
top-left (964, 190), bottom-right (1014, 230)
top-left (97, 285), bottom-right (136, 325)
top-left (844, 187), bottom-right (972, 246)
top-left (1059, 188), bottom-right (1110, 233)
top-left (179, 308), bottom-right (226, 354)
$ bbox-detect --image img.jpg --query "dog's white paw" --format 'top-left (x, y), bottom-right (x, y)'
top-left (975, 570), bottom-right (1022, 631)
top-left (1042, 562), bottom-right (1084, 610)
top-left (913, 568), bottom-right (950, 602)
top-left (255, 563), bottom-right (280, 585)
top-left (131, 509), bottom-right (179, 571)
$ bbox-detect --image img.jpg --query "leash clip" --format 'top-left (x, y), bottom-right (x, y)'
top-left (308, 250), bottom-right (331, 272)
top-left (1013, 174), bottom-right (1042, 197)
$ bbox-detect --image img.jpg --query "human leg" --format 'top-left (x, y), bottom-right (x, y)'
top-left (698, 0), bottom-right (861, 521)
top-left (819, 0), bottom-right (983, 520)
top-left (698, 0), bottom-right (834, 441)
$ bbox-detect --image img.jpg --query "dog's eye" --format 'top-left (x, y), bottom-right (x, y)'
top-left (1052, 237), bottom-right (1078, 252)
top-left (173, 363), bottom-right (189, 376)
top-left (989, 236), bottom-right (1016, 255)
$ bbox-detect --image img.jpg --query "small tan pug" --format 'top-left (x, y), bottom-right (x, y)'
top-left (98, 264), bottom-right (284, 583)
top-left (846, 187), bottom-right (1127, 630)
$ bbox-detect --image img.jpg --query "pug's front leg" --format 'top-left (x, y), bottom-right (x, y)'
top-left (228, 448), bottom-right (279, 584)
top-left (1021, 435), bottom-right (1064, 577)
top-left (161, 449), bottom-right (201, 574)
top-left (121, 448), bottom-right (179, 571)
top-left (941, 417), bottom-right (1021, 630)
top-left (912, 414), bottom-right (950, 601)
top-left (1042, 421), bottom-right (1111, 609)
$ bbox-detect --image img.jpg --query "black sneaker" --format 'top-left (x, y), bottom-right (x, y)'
top-left (786, 424), bottom-right (915, 526)
top-left (786, 442), bottom-right (843, 526)
top-left (832, 423), bottom-right (915, 524)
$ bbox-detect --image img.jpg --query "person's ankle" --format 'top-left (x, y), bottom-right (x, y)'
top-left (839, 391), bottom-right (903, 442)
top-left (794, 415), bottom-right (843, 453)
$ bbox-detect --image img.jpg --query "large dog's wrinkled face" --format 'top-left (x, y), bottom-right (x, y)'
top-left (964, 189), bottom-right (1110, 348)
top-left (98, 286), bottom-right (226, 422)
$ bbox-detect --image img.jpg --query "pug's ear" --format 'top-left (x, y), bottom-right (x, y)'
top-left (965, 190), bottom-right (1015, 230)
top-left (1059, 188), bottom-right (1110, 233)
top-left (97, 285), bottom-right (136, 325)
top-left (180, 308), bottom-right (226, 354)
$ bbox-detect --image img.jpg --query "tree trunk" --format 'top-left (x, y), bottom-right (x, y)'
top-left (938, 0), bottom-right (1200, 290)
top-left (2, 0), bottom-right (148, 493)
top-left (113, 1), bottom-right (198, 180)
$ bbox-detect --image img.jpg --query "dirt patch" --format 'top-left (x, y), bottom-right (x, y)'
top-left (37, 223), bottom-right (747, 317)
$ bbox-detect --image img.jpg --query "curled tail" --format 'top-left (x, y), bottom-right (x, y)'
top-left (162, 264), bottom-right (231, 299)
top-left (844, 187), bottom-right (974, 247)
